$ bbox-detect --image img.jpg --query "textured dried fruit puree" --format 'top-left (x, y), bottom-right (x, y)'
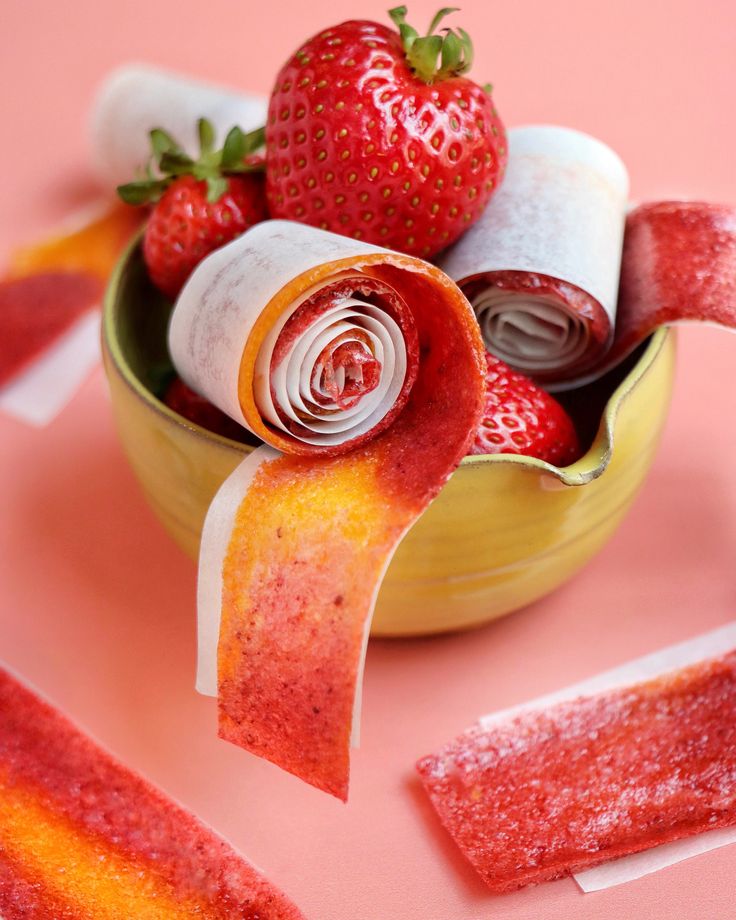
top-left (168, 220), bottom-right (485, 800)
top-left (0, 668), bottom-right (304, 919)
top-left (418, 628), bottom-right (736, 893)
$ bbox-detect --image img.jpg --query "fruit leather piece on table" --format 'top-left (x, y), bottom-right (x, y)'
top-left (0, 204), bottom-right (140, 424)
top-left (417, 623), bottom-right (736, 893)
top-left (169, 220), bottom-right (485, 800)
top-left (0, 666), bottom-right (304, 919)
top-left (89, 64), bottom-right (268, 187)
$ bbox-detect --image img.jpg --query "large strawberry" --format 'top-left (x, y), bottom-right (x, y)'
top-left (266, 6), bottom-right (506, 259)
top-left (470, 353), bottom-right (581, 466)
top-left (118, 120), bottom-right (268, 299)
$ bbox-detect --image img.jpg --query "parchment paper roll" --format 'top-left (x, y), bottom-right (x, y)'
top-left (89, 65), bottom-right (268, 187)
top-left (439, 125), bottom-right (630, 385)
top-left (169, 220), bottom-right (485, 799)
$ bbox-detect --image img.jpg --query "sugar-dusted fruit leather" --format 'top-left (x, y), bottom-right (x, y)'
top-left (611, 201), bottom-right (736, 369)
top-left (440, 126), bottom-right (736, 388)
top-left (0, 667), bottom-right (305, 919)
top-left (417, 649), bottom-right (736, 893)
top-left (169, 219), bottom-right (485, 800)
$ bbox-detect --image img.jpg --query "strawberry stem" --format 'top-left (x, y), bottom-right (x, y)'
top-left (388, 5), bottom-right (474, 83)
top-left (117, 120), bottom-right (265, 206)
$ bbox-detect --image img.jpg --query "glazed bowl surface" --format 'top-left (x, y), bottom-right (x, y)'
top-left (102, 242), bottom-right (676, 636)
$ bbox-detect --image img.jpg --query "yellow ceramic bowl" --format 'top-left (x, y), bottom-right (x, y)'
top-left (102, 241), bottom-right (676, 636)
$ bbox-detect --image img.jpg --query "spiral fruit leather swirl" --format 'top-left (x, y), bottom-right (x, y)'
top-left (0, 667), bottom-right (304, 919)
top-left (169, 220), bottom-right (485, 799)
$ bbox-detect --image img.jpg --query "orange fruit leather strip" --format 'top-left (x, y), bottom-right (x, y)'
top-left (0, 669), bottom-right (305, 919)
top-left (417, 650), bottom-right (736, 893)
top-left (218, 259), bottom-right (486, 800)
top-left (6, 203), bottom-right (142, 282)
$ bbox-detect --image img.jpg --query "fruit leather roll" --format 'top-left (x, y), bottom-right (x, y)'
top-left (169, 219), bottom-right (485, 800)
top-left (90, 65), bottom-right (268, 186)
top-left (0, 667), bottom-right (304, 919)
top-left (439, 125), bottom-right (629, 386)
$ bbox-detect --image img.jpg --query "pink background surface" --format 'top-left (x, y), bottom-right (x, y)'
top-left (2, 0), bottom-right (736, 917)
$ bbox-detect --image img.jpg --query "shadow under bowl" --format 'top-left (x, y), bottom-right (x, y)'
top-left (102, 241), bottom-right (676, 636)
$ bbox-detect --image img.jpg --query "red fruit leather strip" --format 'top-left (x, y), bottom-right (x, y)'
top-left (417, 649), bottom-right (736, 894)
top-left (217, 261), bottom-right (484, 800)
top-left (0, 203), bottom-right (141, 390)
top-left (0, 272), bottom-right (102, 387)
top-left (0, 668), bottom-right (305, 919)
top-left (610, 201), bottom-right (736, 366)
top-left (546, 201), bottom-right (736, 387)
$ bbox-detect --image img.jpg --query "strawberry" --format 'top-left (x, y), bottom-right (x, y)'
top-left (266, 6), bottom-right (507, 259)
top-left (470, 353), bottom-right (581, 466)
top-left (118, 119), bottom-right (268, 299)
top-left (163, 376), bottom-right (260, 445)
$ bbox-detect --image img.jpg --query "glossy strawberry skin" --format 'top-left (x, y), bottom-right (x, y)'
top-left (470, 353), bottom-right (580, 466)
top-left (266, 19), bottom-right (507, 259)
top-left (143, 173), bottom-right (268, 299)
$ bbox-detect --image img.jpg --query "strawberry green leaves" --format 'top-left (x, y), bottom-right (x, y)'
top-left (117, 119), bottom-right (265, 206)
top-left (388, 6), bottom-right (474, 82)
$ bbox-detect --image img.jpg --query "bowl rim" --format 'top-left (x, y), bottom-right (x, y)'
top-left (102, 234), bottom-right (673, 487)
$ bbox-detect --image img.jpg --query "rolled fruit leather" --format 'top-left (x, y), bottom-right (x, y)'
top-left (168, 219), bottom-right (485, 800)
top-left (438, 125), bottom-right (630, 387)
top-left (439, 126), bottom-right (736, 389)
top-left (89, 64), bottom-right (268, 187)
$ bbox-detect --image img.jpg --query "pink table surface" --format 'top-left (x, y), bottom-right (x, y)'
top-left (2, 1), bottom-right (736, 917)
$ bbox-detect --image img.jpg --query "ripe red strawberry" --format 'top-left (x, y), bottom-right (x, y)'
top-left (118, 120), bottom-right (268, 299)
top-left (266, 6), bottom-right (507, 259)
top-left (470, 353), bottom-right (581, 466)
top-left (163, 376), bottom-right (260, 445)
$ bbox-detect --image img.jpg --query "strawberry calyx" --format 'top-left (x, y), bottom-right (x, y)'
top-left (388, 5), bottom-right (474, 83)
top-left (117, 118), bottom-right (265, 206)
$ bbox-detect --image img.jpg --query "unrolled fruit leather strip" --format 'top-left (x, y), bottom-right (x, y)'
top-left (416, 649), bottom-right (736, 894)
top-left (606, 200), bottom-right (736, 372)
top-left (89, 64), bottom-right (268, 187)
top-left (438, 125), bottom-right (630, 384)
top-left (0, 667), bottom-right (305, 919)
top-left (169, 220), bottom-right (485, 799)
